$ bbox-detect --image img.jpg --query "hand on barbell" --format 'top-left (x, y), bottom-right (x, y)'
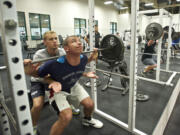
top-left (24, 59), bottom-right (40, 77)
top-left (90, 48), bottom-right (98, 62)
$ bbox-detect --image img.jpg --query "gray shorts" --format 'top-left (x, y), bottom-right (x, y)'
top-left (49, 82), bottom-right (89, 113)
top-left (142, 56), bottom-right (157, 65)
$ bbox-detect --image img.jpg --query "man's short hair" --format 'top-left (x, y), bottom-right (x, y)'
top-left (63, 35), bottom-right (77, 47)
top-left (43, 31), bottom-right (56, 40)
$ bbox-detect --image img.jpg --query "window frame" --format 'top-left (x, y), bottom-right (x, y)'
top-left (110, 22), bottom-right (117, 34)
top-left (74, 18), bottom-right (86, 36)
top-left (17, 11), bottom-right (28, 41)
top-left (29, 13), bottom-right (51, 40)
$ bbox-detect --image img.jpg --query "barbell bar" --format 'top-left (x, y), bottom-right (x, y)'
top-left (31, 48), bottom-right (110, 64)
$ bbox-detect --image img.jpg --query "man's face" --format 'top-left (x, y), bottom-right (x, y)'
top-left (95, 26), bottom-right (98, 32)
top-left (148, 40), bottom-right (154, 45)
top-left (65, 37), bottom-right (83, 54)
top-left (44, 33), bottom-right (59, 50)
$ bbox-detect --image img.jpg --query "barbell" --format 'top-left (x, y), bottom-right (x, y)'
top-left (32, 34), bottom-right (125, 64)
top-left (145, 22), bottom-right (163, 40)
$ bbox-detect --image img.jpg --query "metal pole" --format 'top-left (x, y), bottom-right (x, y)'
top-left (137, 76), bottom-right (173, 87)
top-left (0, 0), bottom-right (33, 134)
top-left (156, 9), bottom-right (163, 81)
top-left (179, 8), bottom-right (180, 48)
top-left (166, 72), bottom-right (177, 86)
top-left (88, 0), bottom-right (97, 109)
top-left (128, 0), bottom-right (139, 132)
top-left (166, 16), bottom-right (172, 71)
top-left (0, 66), bottom-right (7, 71)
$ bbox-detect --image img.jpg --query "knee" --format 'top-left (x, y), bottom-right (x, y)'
top-left (84, 99), bottom-right (94, 110)
top-left (60, 109), bottom-right (73, 124)
top-left (33, 101), bottom-right (44, 110)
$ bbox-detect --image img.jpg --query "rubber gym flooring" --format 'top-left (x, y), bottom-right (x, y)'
top-left (0, 48), bottom-right (180, 135)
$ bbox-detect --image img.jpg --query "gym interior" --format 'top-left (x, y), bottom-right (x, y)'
top-left (0, 0), bottom-right (180, 135)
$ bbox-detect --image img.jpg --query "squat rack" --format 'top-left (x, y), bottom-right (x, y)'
top-left (0, 0), bottom-right (33, 135)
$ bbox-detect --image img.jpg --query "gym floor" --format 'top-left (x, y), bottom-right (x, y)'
top-left (0, 48), bottom-right (180, 135)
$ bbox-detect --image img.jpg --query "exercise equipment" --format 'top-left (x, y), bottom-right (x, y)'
top-left (136, 94), bottom-right (149, 101)
top-left (100, 34), bottom-right (124, 61)
top-left (145, 22), bottom-right (163, 40)
top-left (32, 34), bottom-right (124, 64)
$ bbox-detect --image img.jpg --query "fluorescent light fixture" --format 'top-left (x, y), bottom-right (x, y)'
top-left (104, 1), bottom-right (113, 5)
top-left (145, 3), bottom-right (154, 6)
top-left (120, 7), bottom-right (128, 10)
top-left (34, 16), bottom-right (39, 18)
top-left (177, 0), bottom-right (180, 2)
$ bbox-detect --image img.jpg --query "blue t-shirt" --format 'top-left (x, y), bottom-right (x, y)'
top-left (38, 54), bottom-right (88, 93)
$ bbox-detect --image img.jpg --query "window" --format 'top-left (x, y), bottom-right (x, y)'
top-left (110, 22), bottom-right (117, 34)
top-left (74, 18), bottom-right (86, 36)
top-left (17, 12), bottom-right (27, 40)
top-left (95, 20), bottom-right (98, 26)
top-left (29, 13), bottom-right (51, 40)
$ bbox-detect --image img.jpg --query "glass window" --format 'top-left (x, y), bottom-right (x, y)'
top-left (74, 18), bottom-right (86, 36)
top-left (29, 13), bottom-right (51, 40)
top-left (17, 12), bottom-right (27, 40)
top-left (40, 15), bottom-right (51, 36)
top-left (110, 22), bottom-right (117, 34)
top-left (95, 20), bottom-right (98, 26)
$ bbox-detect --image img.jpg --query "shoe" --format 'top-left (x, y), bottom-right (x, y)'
top-left (70, 105), bottom-right (80, 116)
top-left (141, 71), bottom-right (147, 77)
top-left (82, 118), bottom-right (103, 128)
top-left (149, 69), bottom-right (154, 74)
top-left (33, 128), bottom-right (40, 135)
top-left (72, 108), bottom-right (80, 116)
top-left (84, 81), bottom-right (91, 87)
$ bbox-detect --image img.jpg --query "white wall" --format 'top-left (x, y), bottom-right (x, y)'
top-left (16, 0), bottom-right (119, 47)
top-left (118, 12), bottom-right (131, 34)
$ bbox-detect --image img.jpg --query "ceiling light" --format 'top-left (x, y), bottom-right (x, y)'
top-left (145, 3), bottom-right (154, 6)
top-left (104, 1), bottom-right (113, 5)
top-left (120, 7), bottom-right (128, 10)
top-left (176, 0), bottom-right (180, 2)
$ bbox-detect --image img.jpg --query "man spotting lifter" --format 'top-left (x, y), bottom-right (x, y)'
top-left (24, 31), bottom-right (80, 135)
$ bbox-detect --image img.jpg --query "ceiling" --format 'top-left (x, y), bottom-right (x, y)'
top-left (102, 0), bottom-right (180, 14)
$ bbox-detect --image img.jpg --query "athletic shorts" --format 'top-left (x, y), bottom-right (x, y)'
top-left (50, 82), bottom-right (89, 114)
top-left (142, 58), bottom-right (156, 65)
top-left (30, 82), bottom-right (48, 98)
top-left (142, 55), bottom-right (157, 65)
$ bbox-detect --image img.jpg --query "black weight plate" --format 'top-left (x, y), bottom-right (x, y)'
top-left (100, 34), bottom-right (124, 61)
top-left (145, 22), bottom-right (163, 40)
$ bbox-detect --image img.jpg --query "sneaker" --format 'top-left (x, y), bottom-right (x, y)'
top-left (149, 69), bottom-right (154, 74)
top-left (70, 105), bottom-right (80, 116)
top-left (84, 81), bottom-right (91, 87)
top-left (82, 118), bottom-right (103, 128)
top-left (33, 128), bottom-right (40, 135)
top-left (141, 71), bottom-right (147, 77)
top-left (72, 108), bottom-right (80, 116)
